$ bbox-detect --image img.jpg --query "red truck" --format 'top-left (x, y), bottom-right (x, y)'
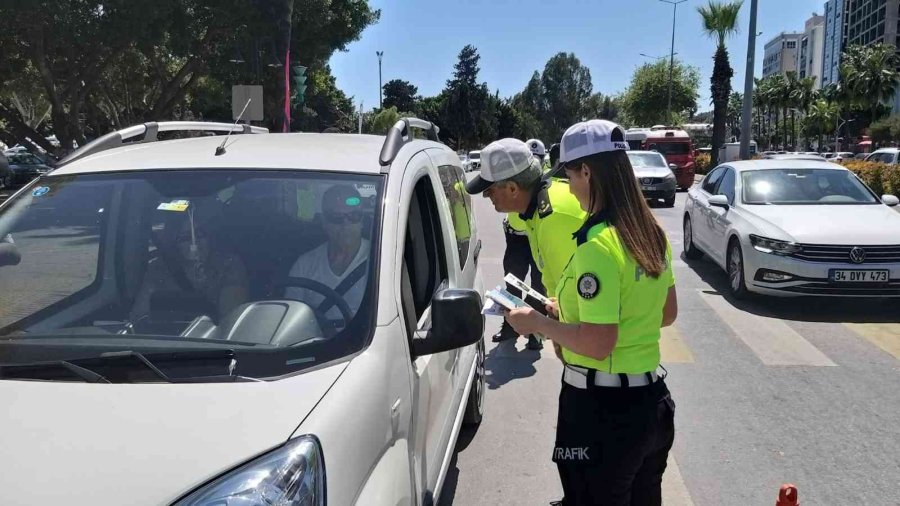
top-left (628, 126), bottom-right (696, 191)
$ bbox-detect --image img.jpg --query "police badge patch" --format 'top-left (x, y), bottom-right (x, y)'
top-left (577, 273), bottom-right (600, 299)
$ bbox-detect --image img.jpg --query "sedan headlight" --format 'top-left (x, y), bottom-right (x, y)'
top-left (749, 234), bottom-right (802, 256)
top-left (175, 436), bottom-right (324, 506)
top-left (663, 172), bottom-right (676, 180)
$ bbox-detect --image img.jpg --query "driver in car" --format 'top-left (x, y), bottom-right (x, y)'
top-left (131, 205), bottom-right (249, 322)
top-left (285, 185), bottom-right (369, 321)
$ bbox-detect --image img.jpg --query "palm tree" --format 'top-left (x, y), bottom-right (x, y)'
top-left (698, 0), bottom-right (743, 165)
top-left (806, 98), bottom-right (838, 151)
top-left (753, 78), bottom-right (764, 144)
top-left (841, 43), bottom-right (900, 127)
top-left (789, 75), bottom-right (816, 149)
top-left (767, 73), bottom-right (787, 149)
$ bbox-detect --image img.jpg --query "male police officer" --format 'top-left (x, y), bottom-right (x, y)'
top-left (466, 138), bottom-right (585, 351)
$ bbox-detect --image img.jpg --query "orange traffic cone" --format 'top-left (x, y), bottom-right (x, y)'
top-left (776, 484), bottom-right (799, 506)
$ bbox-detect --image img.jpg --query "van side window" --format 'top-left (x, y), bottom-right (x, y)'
top-left (400, 176), bottom-right (449, 336)
top-left (437, 165), bottom-right (473, 269)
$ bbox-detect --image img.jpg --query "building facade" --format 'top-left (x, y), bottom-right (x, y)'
top-left (798, 14), bottom-right (826, 88)
top-left (822, 0), bottom-right (848, 87)
top-left (763, 32), bottom-right (803, 79)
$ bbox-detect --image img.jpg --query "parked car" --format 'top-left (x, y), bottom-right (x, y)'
top-left (684, 159), bottom-right (900, 298)
top-left (5, 152), bottom-right (52, 185)
top-left (467, 149), bottom-right (481, 171)
top-left (0, 119), bottom-right (487, 505)
top-left (864, 148), bottom-right (900, 164)
top-left (627, 150), bottom-right (677, 207)
top-left (458, 152), bottom-right (471, 172)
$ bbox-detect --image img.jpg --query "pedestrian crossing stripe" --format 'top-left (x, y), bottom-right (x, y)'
top-left (697, 291), bottom-right (837, 367)
top-left (660, 326), bottom-right (695, 364)
top-left (844, 323), bottom-right (900, 361)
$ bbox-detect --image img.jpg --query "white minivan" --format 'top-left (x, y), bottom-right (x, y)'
top-left (0, 119), bottom-right (486, 505)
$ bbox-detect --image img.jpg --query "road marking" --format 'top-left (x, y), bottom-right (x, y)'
top-left (663, 454), bottom-right (694, 506)
top-left (660, 326), bottom-right (695, 363)
top-left (844, 323), bottom-right (900, 361)
top-left (698, 291), bottom-right (837, 366)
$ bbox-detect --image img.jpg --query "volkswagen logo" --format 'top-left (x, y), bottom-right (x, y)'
top-left (641, 177), bottom-right (652, 185)
top-left (849, 247), bottom-right (867, 264)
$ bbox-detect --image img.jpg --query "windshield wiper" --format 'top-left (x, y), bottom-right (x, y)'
top-left (0, 360), bottom-right (111, 383)
top-left (0, 349), bottom-right (257, 383)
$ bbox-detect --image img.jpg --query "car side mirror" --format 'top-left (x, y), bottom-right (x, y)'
top-left (708, 195), bottom-right (730, 208)
top-left (0, 242), bottom-right (22, 267)
top-left (882, 195), bottom-right (900, 207)
top-left (668, 163), bottom-right (678, 171)
top-left (412, 288), bottom-right (484, 357)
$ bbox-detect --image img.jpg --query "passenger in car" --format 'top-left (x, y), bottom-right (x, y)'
top-left (131, 206), bottom-right (249, 323)
top-left (285, 185), bottom-right (370, 320)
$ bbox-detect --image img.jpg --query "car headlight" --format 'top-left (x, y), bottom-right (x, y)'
top-left (749, 234), bottom-right (802, 256)
top-left (664, 172), bottom-right (676, 180)
top-left (174, 436), bottom-right (324, 506)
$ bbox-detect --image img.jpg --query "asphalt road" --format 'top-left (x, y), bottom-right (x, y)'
top-left (440, 187), bottom-right (900, 506)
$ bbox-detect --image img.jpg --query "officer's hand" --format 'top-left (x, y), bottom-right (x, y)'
top-left (505, 307), bottom-right (544, 336)
top-left (545, 298), bottom-right (559, 319)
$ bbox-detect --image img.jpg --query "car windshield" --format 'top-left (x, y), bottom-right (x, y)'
top-left (8, 154), bottom-right (40, 165)
top-left (0, 170), bottom-right (383, 380)
top-left (468, 152), bottom-right (480, 160)
top-left (627, 153), bottom-right (667, 168)
top-left (647, 142), bottom-right (691, 155)
top-left (742, 169), bottom-right (878, 205)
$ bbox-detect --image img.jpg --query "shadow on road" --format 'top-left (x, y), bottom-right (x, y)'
top-left (437, 424), bottom-right (479, 506)
top-left (484, 338), bottom-right (541, 389)
top-left (682, 252), bottom-right (899, 324)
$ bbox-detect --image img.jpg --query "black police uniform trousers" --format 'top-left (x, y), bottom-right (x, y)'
top-left (502, 229), bottom-right (545, 310)
top-left (553, 376), bottom-right (675, 506)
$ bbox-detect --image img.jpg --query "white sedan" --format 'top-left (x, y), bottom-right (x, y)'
top-left (683, 159), bottom-right (900, 298)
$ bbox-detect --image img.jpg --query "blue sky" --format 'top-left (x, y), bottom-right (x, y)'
top-left (329, 0), bottom-right (825, 113)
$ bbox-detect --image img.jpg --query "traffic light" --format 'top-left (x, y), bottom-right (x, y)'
top-left (291, 65), bottom-right (307, 106)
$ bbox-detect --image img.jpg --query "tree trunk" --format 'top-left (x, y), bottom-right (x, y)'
top-left (710, 46), bottom-right (733, 167)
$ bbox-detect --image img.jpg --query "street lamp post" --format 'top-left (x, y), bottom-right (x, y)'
top-left (660, 0), bottom-right (686, 123)
top-left (376, 51), bottom-right (384, 109)
top-left (739, 0), bottom-right (759, 159)
top-left (835, 117), bottom-right (854, 153)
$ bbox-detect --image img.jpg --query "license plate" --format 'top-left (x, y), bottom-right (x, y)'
top-left (641, 186), bottom-right (653, 191)
top-left (830, 270), bottom-right (889, 283)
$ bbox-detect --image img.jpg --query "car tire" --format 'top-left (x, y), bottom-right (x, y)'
top-left (727, 239), bottom-right (751, 300)
top-left (664, 195), bottom-right (676, 207)
top-left (683, 216), bottom-right (703, 260)
top-left (462, 338), bottom-right (485, 426)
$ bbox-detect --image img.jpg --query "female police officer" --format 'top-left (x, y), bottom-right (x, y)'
top-left (506, 119), bottom-right (678, 506)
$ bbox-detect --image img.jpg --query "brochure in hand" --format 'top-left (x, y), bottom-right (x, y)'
top-left (503, 273), bottom-right (552, 306)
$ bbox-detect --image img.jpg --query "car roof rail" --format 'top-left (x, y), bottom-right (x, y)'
top-left (379, 117), bottom-right (441, 167)
top-left (56, 121), bottom-right (269, 167)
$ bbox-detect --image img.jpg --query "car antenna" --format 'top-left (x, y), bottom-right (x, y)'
top-left (215, 98), bottom-right (252, 156)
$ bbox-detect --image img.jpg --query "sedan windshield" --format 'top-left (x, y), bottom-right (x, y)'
top-left (468, 152), bottom-right (481, 160)
top-left (647, 142), bottom-right (690, 155)
top-left (0, 170), bottom-right (383, 380)
top-left (742, 169), bottom-right (878, 205)
top-left (627, 153), bottom-right (667, 168)
top-left (7, 154), bottom-right (42, 165)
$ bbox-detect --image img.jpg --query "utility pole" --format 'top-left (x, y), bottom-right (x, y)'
top-left (660, 0), bottom-right (686, 124)
top-left (739, 0), bottom-right (759, 159)
top-left (376, 51), bottom-right (384, 109)
top-left (359, 101), bottom-right (364, 134)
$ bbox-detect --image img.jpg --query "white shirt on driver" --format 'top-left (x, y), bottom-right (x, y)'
top-left (285, 239), bottom-right (370, 320)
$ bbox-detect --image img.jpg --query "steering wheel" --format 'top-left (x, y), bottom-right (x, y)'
top-left (278, 276), bottom-right (355, 338)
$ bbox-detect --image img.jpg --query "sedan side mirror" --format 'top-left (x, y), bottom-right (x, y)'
top-left (708, 195), bottom-right (730, 208)
top-left (883, 195), bottom-right (900, 207)
top-left (412, 288), bottom-right (484, 357)
top-left (669, 163), bottom-right (678, 171)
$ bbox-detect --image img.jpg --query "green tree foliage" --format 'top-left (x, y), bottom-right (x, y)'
top-left (697, 0), bottom-right (742, 166)
top-left (622, 59), bottom-right (700, 126)
top-left (0, 0), bottom-right (379, 154)
top-left (540, 53), bottom-right (593, 139)
top-left (294, 65), bottom-right (356, 133)
top-left (840, 43), bottom-right (900, 126)
top-left (441, 45), bottom-right (492, 150)
top-left (369, 106), bottom-right (402, 135)
top-left (382, 79), bottom-right (419, 114)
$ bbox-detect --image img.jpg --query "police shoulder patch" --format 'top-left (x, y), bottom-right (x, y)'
top-left (537, 188), bottom-right (553, 218)
top-left (577, 273), bottom-right (600, 299)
